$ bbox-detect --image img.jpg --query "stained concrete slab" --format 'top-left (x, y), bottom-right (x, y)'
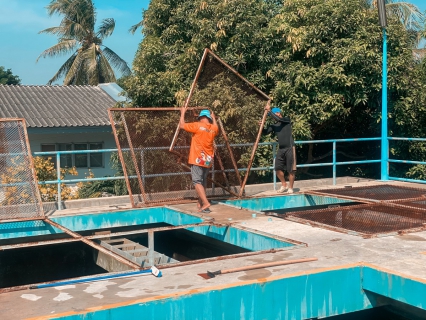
top-left (1, 180), bottom-right (426, 319)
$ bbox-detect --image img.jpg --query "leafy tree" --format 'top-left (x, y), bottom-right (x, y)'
top-left (33, 156), bottom-right (79, 202)
top-left (0, 66), bottom-right (21, 85)
top-left (123, 0), bottom-right (280, 106)
top-left (127, 0), bottom-right (423, 181)
top-left (37, 0), bottom-right (131, 85)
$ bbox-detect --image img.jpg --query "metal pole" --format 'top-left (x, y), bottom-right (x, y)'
top-left (148, 230), bottom-right (154, 267)
top-left (333, 141), bottom-right (336, 185)
top-left (273, 143), bottom-right (277, 191)
top-left (381, 28), bottom-right (389, 181)
top-left (56, 152), bottom-right (62, 210)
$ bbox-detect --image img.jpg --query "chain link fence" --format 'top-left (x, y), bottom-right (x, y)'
top-left (0, 119), bottom-right (44, 221)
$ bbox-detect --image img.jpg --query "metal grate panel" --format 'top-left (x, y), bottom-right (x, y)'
top-left (108, 108), bottom-right (242, 207)
top-left (393, 197), bottom-right (426, 210)
top-left (0, 119), bottom-right (44, 221)
top-left (313, 185), bottom-right (426, 201)
top-left (284, 203), bottom-right (426, 238)
top-left (170, 49), bottom-right (271, 197)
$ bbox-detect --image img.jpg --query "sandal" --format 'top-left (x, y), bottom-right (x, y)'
top-left (198, 208), bottom-right (211, 213)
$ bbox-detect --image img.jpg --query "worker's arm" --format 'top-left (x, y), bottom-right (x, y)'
top-left (268, 111), bottom-right (290, 123)
top-left (211, 111), bottom-right (217, 127)
top-left (179, 107), bottom-right (186, 129)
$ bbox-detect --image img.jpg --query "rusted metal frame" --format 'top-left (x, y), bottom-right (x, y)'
top-left (0, 216), bottom-right (45, 224)
top-left (0, 237), bottom-right (80, 251)
top-left (170, 50), bottom-right (209, 151)
top-left (108, 107), bottom-right (205, 112)
top-left (204, 49), bottom-right (271, 101)
top-left (108, 110), bottom-right (136, 208)
top-left (168, 149), bottom-right (240, 198)
top-left (214, 147), bottom-right (231, 188)
top-left (238, 105), bottom-right (270, 197)
top-left (120, 112), bottom-right (148, 205)
top-left (303, 190), bottom-right (378, 204)
top-left (86, 222), bottom-right (213, 240)
top-left (0, 118), bottom-right (26, 122)
top-left (217, 118), bottom-right (242, 186)
top-left (178, 160), bottom-right (240, 198)
top-left (20, 119), bottom-right (45, 218)
top-left (44, 218), bottom-right (141, 270)
top-left (284, 215), bottom-right (370, 238)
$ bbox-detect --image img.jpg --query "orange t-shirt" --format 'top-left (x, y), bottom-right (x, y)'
top-left (183, 122), bottom-right (218, 168)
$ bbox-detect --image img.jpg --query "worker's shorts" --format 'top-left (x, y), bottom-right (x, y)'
top-left (275, 146), bottom-right (297, 173)
top-left (191, 165), bottom-right (210, 187)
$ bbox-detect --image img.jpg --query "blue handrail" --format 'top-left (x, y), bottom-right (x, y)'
top-left (0, 136), bottom-right (422, 209)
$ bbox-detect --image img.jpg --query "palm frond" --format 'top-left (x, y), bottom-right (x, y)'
top-left (129, 20), bottom-right (143, 34)
top-left (97, 18), bottom-right (115, 40)
top-left (47, 53), bottom-right (77, 85)
top-left (98, 54), bottom-right (116, 84)
top-left (63, 50), bottom-right (85, 85)
top-left (386, 2), bottom-right (425, 31)
top-left (102, 47), bottom-right (131, 76)
top-left (36, 39), bottom-right (78, 61)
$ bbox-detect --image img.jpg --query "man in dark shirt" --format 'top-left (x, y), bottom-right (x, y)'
top-left (262, 105), bottom-right (296, 193)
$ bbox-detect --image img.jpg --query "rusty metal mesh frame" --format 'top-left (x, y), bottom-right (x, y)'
top-left (0, 119), bottom-right (44, 222)
top-left (283, 202), bottom-right (426, 238)
top-left (310, 184), bottom-right (426, 202)
top-left (170, 49), bottom-right (271, 197)
top-left (109, 108), bottom-right (244, 207)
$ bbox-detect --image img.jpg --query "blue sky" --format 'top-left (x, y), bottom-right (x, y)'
top-left (0, 0), bottom-right (425, 85)
top-left (0, 0), bottom-right (149, 85)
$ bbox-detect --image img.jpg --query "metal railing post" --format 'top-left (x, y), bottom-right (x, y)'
top-left (56, 152), bottom-right (62, 210)
top-left (273, 143), bottom-right (277, 191)
top-left (381, 28), bottom-right (389, 181)
top-left (333, 141), bottom-right (336, 185)
top-left (148, 230), bottom-right (154, 266)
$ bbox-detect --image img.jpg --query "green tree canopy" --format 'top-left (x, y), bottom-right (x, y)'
top-left (126, 0), bottom-right (425, 180)
top-left (0, 67), bottom-right (21, 85)
top-left (37, 0), bottom-right (131, 85)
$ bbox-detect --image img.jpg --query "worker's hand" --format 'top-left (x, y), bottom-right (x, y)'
top-left (265, 104), bottom-right (271, 111)
top-left (210, 111), bottom-right (215, 119)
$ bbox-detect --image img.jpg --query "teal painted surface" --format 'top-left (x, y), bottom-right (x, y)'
top-left (162, 207), bottom-right (203, 226)
top-left (186, 225), bottom-right (295, 250)
top-left (222, 194), bottom-right (352, 211)
top-left (0, 220), bottom-right (63, 239)
top-left (362, 266), bottom-right (426, 310)
top-left (0, 208), bottom-right (203, 240)
top-left (53, 267), bottom-right (372, 320)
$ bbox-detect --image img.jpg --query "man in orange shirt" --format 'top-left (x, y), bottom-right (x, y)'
top-left (180, 108), bottom-right (218, 213)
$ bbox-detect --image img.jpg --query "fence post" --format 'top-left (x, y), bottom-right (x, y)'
top-left (333, 141), bottom-right (336, 185)
top-left (273, 143), bottom-right (277, 191)
top-left (56, 152), bottom-right (62, 210)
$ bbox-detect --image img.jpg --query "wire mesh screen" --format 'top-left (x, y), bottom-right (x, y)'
top-left (313, 185), bottom-right (426, 201)
top-left (285, 203), bottom-right (426, 238)
top-left (171, 49), bottom-right (271, 197)
top-left (109, 108), bottom-right (241, 207)
top-left (0, 119), bottom-right (44, 221)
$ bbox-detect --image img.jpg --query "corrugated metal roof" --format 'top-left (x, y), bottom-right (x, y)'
top-left (0, 85), bottom-right (118, 128)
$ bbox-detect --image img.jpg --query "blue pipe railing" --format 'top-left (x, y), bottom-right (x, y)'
top-left (0, 136), bottom-right (420, 209)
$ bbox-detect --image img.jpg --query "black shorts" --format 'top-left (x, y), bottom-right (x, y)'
top-left (275, 146), bottom-right (297, 173)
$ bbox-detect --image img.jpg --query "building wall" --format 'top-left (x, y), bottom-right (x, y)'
top-left (27, 126), bottom-right (117, 180)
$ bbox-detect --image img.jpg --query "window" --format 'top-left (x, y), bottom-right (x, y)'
top-left (40, 143), bottom-right (104, 168)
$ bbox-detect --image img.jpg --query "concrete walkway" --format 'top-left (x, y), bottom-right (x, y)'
top-left (1, 179), bottom-right (426, 319)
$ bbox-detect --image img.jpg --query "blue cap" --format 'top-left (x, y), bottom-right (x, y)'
top-left (198, 109), bottom-right (212, 121)
top-left (271, 107), bottom-right (281, 114)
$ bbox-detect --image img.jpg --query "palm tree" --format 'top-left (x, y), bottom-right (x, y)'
top-left (370, 0), bottom-right (425, 45)
top-left (37, 0), bottom-right (131, 85)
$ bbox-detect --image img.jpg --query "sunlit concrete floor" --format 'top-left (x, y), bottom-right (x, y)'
top-left (1, 179), bottom-right (426, 319)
